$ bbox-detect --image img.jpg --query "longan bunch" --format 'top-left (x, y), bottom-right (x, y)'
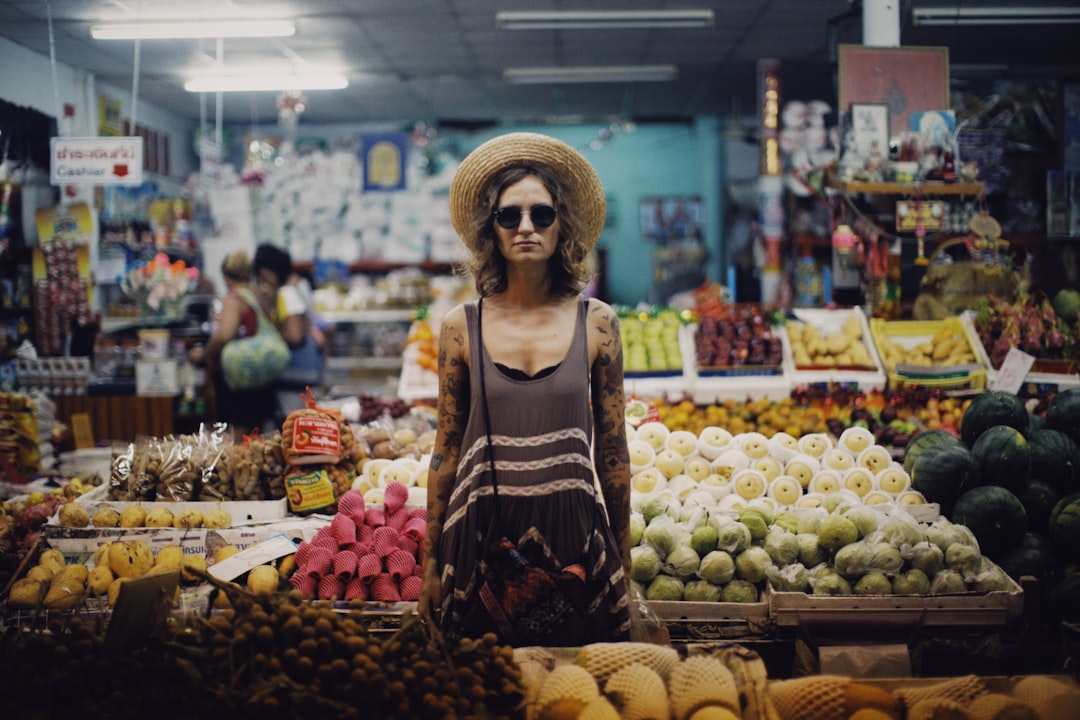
top-left (0, 615), bottom-right (214, 719)
top-left (188, 588), bottom-right (523, 719)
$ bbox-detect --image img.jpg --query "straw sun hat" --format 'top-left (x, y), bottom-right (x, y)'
top-left (448, 132), bottom-right (607, 253)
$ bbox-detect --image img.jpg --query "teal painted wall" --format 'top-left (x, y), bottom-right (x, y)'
top-left (459, 120), bottom-right (725, 306)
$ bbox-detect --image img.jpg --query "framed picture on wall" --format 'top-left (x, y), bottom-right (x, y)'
top-left (850, 103), bottom-right (890, 162)
top-left (838, 44), bottom-right (949, 137)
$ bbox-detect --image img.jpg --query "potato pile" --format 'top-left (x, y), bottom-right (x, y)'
top-left (786, 314), bottom-right (876, 368)
top-left (876, 325), bottom-right (976, 371)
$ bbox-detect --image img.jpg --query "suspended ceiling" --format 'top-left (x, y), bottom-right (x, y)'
top-left (0, 0), bottom-right (1077, 127)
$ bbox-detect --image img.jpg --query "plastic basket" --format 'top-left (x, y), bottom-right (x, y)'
top-left (870, 317), bottom-right (987, 390)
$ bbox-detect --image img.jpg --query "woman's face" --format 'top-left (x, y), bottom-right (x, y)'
top-left (492, 175), bottom-right (559, 265)
top-left (255, 267), bottom-right (281, 308)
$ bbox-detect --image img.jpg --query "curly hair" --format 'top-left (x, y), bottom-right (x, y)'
top-left (253, 243), bottom-right (293, 286)
top-left (460, 166), bottom-right (595, 298)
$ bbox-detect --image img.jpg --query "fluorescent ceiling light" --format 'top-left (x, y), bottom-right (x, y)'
top-left (504, 65), bottom-right (678, 84)
top-left (497, 10), bottom-right (714, 30)
top-left (90, 19), bottom-right (296, 40)
top-left (184, 73), bottom-right (348, 92)
top-left (912, 6), bottom-right (1080, 25)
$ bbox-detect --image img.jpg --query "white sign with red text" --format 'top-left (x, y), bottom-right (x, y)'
top-left (50, 136), bottom-right (144, 185)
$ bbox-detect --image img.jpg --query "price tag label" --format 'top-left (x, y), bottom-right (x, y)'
top-left (989, 348), bottom-right (1036, 394)
top-left (71, 411), bottom-right (94, 450)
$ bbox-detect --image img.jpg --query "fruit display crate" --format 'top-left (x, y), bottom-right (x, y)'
top-left (42, 515), bottom-right (327, 564)
top-left (869, 317), bottom-right (988, 390)
top-left (687, 374), bottom-right (793, 404)
top-left (648, 598), bottom-right (773, 643)
top-left (68, 483), bottom-right (290, 525)
top-left (778, 307), bottom-right (887, 393)
top-left (959, 311), bottom-right (1080, 394)
top-left (768, 574), bottom-right (1023, 628)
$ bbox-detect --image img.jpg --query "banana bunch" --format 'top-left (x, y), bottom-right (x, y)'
top-left (787, 315), bottom-right (875, 368)
top-left (877, 326), bottom-right (975, 370)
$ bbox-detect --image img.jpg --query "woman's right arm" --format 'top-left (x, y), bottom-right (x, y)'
top-left (202, 293), bottom-right (245, 372)
top-left (418, 304), bottom-right (470, 620)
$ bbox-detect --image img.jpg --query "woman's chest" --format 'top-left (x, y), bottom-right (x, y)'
top-left (482, 308), bottom-right (584, 376)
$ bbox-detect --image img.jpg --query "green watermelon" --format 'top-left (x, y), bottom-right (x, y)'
top-left (1027, 413), bottom-right (1046, 435)
top-left (1027, 428), bottom-right (1080, 495)
top-left (1046, 388), bottom-right (1080, 447)
top-left (970, 425), bottom-right (1031, 493)
top-left (995, 532), bottom-right (1061, 589)
top-left (903, 429), bottom-right (964, 476)
top-left (951, 485), bottom-right (1027, 558)
top-left (1047, 573), bottom-right (1080, 620)
top-left (910, 444), bottom-right (980, 516)
top-left (960, 391), bottom-right (1029, 447)
top-left (1049, 492), bottom-right (1080, 553)
top-left (1020, 480), bottom-right (1061, 533)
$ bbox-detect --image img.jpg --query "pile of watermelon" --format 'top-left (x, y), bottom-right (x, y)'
top-left (904, 387), bottom-right (1080, 619)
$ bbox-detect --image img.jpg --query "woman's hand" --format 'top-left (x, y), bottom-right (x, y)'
top-left (417, 556), bottom-right (442, 623)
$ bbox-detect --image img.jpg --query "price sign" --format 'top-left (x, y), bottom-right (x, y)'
top-left (989, 348), bottom-right (1035, 394)
top-left (71, 411), bottom-right (94, 450)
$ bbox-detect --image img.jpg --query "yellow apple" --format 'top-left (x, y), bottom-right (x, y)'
top-left (637, 422), bottom-right (670, 450)
top-left (838, 426), bottom-right (876, 455)
top-left (699, 473), bottom-right (734, 499)
top-left (842, 468), bottom-right (875, 498)
top-left (809, 470), bottom-right (842, 495)
top-left (876, 466), bottom-right (912, 494)
top-left (684, 456), bottom-right (713, 482)
top-left (796, 493), bottom-right (826, 509)
top-left (767, 432), bottom-right (800, 462)
top-left (739, 432), bottom-right (770, 459)
top-left (631, 467), bottom-right (667, 494)
top-left (798, 433), bottom-right (833, 458)
top-left (628, 440), bottom-right (657, 472)
top-left (863, 491), bottom-right (892, 506)
top-left (697, 426), bottom-right (734, 460)
top-left (733, 469), bottom-right (767, 500)
top-left (666, 430), bottom-right (700, 457)
top-left (897, 490), bottom-right (927, 506)
top-left (857, 446), bottom-right (893, 475)
top-left (784, 455), bottom-right (820, 488)
top-left (653, 449), bottom-right (686, 479)
top-left (769, 475), bottom-right (803, 506)
top-left (753, 456), bottom-right (783, 482)
top-left (822, 449), bottom-right (855, 472)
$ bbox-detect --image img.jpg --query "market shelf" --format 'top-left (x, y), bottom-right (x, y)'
top-left (828, 180), bottom-right (986, 197)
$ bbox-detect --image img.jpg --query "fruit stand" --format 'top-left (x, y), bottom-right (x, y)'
top-left (4, 299), bottom-right (1080, 717)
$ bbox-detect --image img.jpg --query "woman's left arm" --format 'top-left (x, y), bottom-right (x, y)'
top-left (588, 300), bottom-right (631, 574)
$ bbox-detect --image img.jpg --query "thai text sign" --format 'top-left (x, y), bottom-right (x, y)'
top-left (50, 136), bottom-right (144, 185)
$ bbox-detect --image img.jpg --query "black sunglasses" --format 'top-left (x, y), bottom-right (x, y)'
top-left (492, 204), bottom-right (558, 229)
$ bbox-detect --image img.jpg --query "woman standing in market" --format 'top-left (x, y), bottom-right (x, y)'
top-left (419, 132), bottom-right (632, 646)
top-left (196, 250), bottom-right (283, 439)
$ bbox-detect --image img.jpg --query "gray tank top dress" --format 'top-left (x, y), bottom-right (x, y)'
top-left (437, 296), bottom-right (631, 645)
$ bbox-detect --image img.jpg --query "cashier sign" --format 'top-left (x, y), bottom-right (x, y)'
top-left (50, 136), bottom-right (144, 186)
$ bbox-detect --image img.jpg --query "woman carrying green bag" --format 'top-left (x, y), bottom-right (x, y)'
top-left (195, 248), bottom-right (289, 439)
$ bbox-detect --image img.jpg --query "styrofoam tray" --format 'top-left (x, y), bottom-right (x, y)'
top-left (778, 307), bottom-right (887, 392)
top-left (66, 483), bottom-right (289, 525)
top-left (42, 516), bottom-right (328, 564)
